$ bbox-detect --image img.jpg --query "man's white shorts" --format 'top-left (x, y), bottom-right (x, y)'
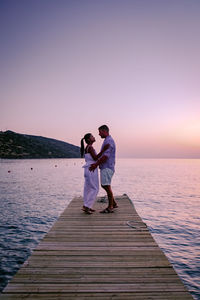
top-left (100, 168), bottom-right (114, 186)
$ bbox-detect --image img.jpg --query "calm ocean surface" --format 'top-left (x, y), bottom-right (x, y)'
top-left (0, 158), bottom-right (199, 299)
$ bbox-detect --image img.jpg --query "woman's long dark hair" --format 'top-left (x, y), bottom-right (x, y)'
top-left (80, 133), bottom-right (91, 158)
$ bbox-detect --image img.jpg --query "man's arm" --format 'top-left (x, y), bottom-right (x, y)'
top-left (89, 155), bottom-right (108, 171)
top-left (89, 141), bottom-right (113, 171)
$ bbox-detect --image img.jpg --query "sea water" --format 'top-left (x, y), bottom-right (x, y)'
top-left (0, 158), bottom-right (199, 299)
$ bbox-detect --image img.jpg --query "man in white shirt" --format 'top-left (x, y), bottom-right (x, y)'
top-left (90, 125), bottom-right (118, 213)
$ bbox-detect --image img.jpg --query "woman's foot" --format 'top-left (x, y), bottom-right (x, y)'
top-left (82, 206), bottom-right (87, 211)
top-left (82, 206), bottom-right (93, 214)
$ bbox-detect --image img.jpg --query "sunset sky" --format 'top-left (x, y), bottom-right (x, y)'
top-left (1, 0), bottom-right (200, 158)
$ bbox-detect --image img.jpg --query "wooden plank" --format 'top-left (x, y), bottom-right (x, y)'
top-left (0, 292), bottom-right (194, 299)
top-left (11, 274), bottom-right (180, 283)
top-left (15, 266), bottom-right (177, 274)
top-left (2, 283), bottom-right (188, 292)
top-left (2, 195), bottom-right (193, 299)
top-left (31, 250), bottom-right (167, 255)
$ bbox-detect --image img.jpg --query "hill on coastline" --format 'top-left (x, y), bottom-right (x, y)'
top-left (0, 131), bottom-right (80, 159)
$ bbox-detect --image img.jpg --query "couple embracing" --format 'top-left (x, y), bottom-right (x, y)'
top-left (80, 125), bottom-right (118, 214)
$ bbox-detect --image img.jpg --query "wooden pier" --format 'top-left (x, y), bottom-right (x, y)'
top-left (2, 195), bottom-right (193, 299)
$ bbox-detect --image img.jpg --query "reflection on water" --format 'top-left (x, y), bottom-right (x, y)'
top-left (0, 158), bottom-right (200, 299)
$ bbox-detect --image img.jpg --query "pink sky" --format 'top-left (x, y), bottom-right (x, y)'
top-left (1, 0), bottom-right (200, 157)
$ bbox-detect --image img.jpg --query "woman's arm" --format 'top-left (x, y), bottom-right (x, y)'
top-left (88, 144), bottom-right (110, 161)
top-left (87, 146), bottom-right (99, 161)
top-left (96, 143), bottom-right (110, 159)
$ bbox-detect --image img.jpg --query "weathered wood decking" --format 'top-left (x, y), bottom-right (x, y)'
top-left (2, 195), bottom-right (193, 299)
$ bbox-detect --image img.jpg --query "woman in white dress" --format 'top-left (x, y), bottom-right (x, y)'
top-left (81, 133), bottom-right (108, 214)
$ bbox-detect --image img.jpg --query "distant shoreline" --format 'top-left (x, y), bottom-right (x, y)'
top-left (0, 130), bottom-right (80, 159)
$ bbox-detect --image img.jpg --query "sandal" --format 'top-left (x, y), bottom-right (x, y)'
top-left (85, 210), bottom-right (92, 215)
top-left (82, 206), bottom-right (87, 211)
top-left (82, 206), bottom-right (93, 214)
top-left (100, 208), bottom-right (114, 213)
